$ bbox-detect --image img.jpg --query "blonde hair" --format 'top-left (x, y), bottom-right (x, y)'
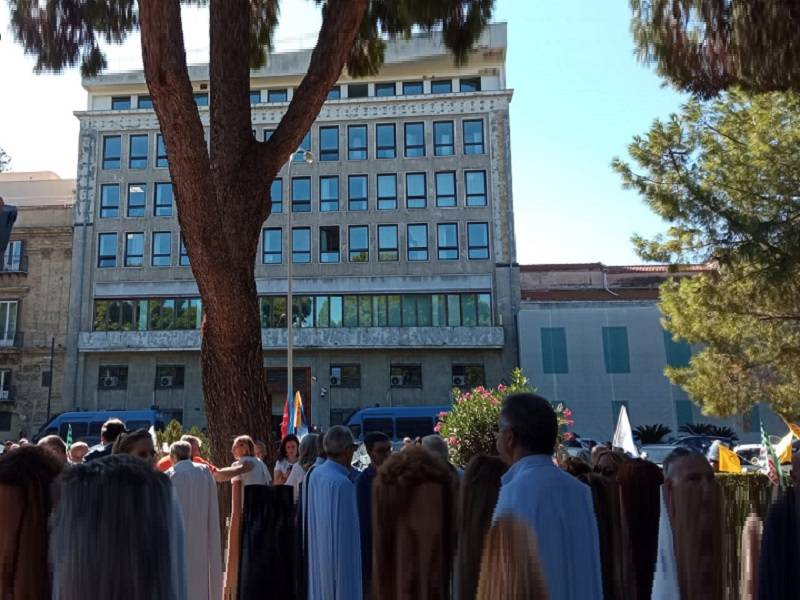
top-left (233, 435), bottom-right (256, 457)
top-left (476, 516), bottom-right (549, 600)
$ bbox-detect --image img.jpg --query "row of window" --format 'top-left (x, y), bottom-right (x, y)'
top-left (106, 77), bottom-right (482, 111)
top-left (539, 326), bottom-right (692, 375)
top-left (97, 364), bottom-right (186, 390)
top-left (262, 222), bottom-right (489, 264)
top-left (92, 292), bottom-right (493, 332)
top-left (96, 231), bottom-right (188, 268)
top-left (100, 119), bottom-right (485, 171)
top-left (332, 363), bottom-right (485, 390)
top-left (99, 182), bottom-right (173, 218)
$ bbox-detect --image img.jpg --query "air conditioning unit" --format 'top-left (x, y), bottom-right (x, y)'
top-left (329, 376), bottom-right (340, 386)
top-left (101, 376), bottom-right (118, 388)
top-left (159, 376), bottom-right (174, 388)
top-left (390, 375), bottom-right (404, 386)
top-left (452, 375), bottom-right (466, 387)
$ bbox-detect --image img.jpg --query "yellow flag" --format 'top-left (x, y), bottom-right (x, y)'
top-left (775, 430), bottom-right (794, 465)
top-left (718, 445), bottom-right (741, 473)
top-left (781, 418), bottom-right (800, 440)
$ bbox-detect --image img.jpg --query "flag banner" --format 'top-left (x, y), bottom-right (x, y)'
top-left (718, 444), bottom-right (741, 473)
top-left (292, 391), bottom-right (308, 439)
top-left (65, 424), bottom-right (73, 451)
top-left (280, 397), bottom-right (290, 440)
top-left (774, 430), bottom-right (794, 465)
top-left (612, 405), bottom-right (639, 457)
top-left (760, 421), bottom-right (788, 488)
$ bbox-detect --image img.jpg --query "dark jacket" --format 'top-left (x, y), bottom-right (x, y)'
top-left (83, 443), bottom-right (112, 462)
top-left (355, 465), bottom-right (377, 593)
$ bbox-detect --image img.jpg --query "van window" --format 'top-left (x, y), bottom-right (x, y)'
top-left (89, 422), bottom-right (103, 436)
top-left (126, 420), bottom-right (151, 431)
top-left (349, 424), bottom-right (362, 440)
top-left (60, 422), bottom-right (88, 439)
top-left (363, 418), bottom-right (394, 438)
top-left (396, 417), bottom-right (434, 440)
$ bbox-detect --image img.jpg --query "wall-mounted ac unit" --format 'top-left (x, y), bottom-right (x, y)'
top-left (159, 376), bottom-right (174, 388)
top-left (101, 376), bottom-right (118, 388)
top-left (452, 375), bottom-right (466, 387)
top-left (390, 375), bottom-right (404, 386)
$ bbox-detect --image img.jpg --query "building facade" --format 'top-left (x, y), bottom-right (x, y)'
top-left (64, 24), bottom-right (519, 431)
top-left (517, 263), bottom-right (779, 443)
top-left (0, 172), bottom-right (75, 439)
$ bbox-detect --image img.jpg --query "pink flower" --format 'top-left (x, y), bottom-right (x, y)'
top-left (565, 419), bottom-right (575, 427)
top-left (434, 422), bottom-right (442, 433)
top-left (491, 397), bottom-right (500, 406)
top-left (563, 408), bottom-right (572, 418)
top-left (448, 435), bottom-right (459, 447)
top-left (563, 432), bottom-right (575, 441)
top-left (438, 411), bottom-right (449, 419)
top-left (497, 383), bottom-right (507, 392)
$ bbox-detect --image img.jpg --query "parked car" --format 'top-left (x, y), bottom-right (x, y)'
top-left (734, 444), bottom-right (763, 472)
top-left (675, 435), bottom-right (734, 455)
top-left (640, 444), bottom-right (681, 467)
top-left (345, 405), bottom-right (450, 450)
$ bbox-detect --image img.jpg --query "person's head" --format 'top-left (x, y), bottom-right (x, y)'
top-left (169, 440), bottom-right (192, 463)
top-left (37, 434), bottom-right (68, 465)
top-left (594, 450), bottom-right (628, 479)
top-left (496, 393), bottom-right (557, 464)
top-left (180, 434), bottom-right (203, 458)
top-left (421, 434), bottom-right (450, 465)
top-left (455, 455), bottom-right (508, 600)
top-left (373, 448), bottom-right (457, 600)
top-left (254, 440), bottom-right (268, 460)
top-left (50, 454), bottom-right (180, 598)
top-left (277, 434), bottom-right (300, 462)
top-left (663, 448), bottom-right (714, 487)
top-left (315, 431), bottom-right (327, 460)
top-left (323, 426), bottom-right (357, 467)
top-left (68, 441), bottom-right (90, 463)
top-left (231, 435), bottom-right (256, 460)
top-left (476, 516), bottom-right (548, 600)
top-left (3, 440), bottom-right (12, 452)
top-left (112, 429), bottom-right (156, 465)
top-left (100, 418), bottom-right (127, 445)
top-left (18, 438), bottom-right (29, 446)
top-left (562, 456), bottom-right (591, 477)
top-left (402, 437), bottom-right (413, 449)
top-left (364, 431), bottom-right (391, 469)
top-left (298, 433), bottom-right (320, 471)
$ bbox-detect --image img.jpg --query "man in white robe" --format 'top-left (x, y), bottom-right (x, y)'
top-left (167, 441), bottom-right (223, 600)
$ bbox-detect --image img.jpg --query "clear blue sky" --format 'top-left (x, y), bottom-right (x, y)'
top-left (0, 1), bottom-right (687, 265)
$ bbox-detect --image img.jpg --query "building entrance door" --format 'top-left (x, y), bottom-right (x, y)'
top-left (265, 367), bottom-right (312, 441)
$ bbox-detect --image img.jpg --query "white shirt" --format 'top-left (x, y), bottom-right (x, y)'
top-left (275, 458), bottom-right (298, 476)
top-left (232, 456), bottom-right (271, 486)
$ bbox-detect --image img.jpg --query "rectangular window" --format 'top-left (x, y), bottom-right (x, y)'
top-left (320, 176), bottom-right (339, 212)
top-left (437, 223), bottom-right (459, 260)
top-left (314, 297), bottom-right (330, 328)
top-left (387, 295), bottom-right (402, 326)
top-left (151, 232), bottom-right (172, 267)
top-left (463, 119), bottom-right (485, 154)
top-left (452, 365), bottom-right (485, 388)
top-left (98, 366), bottom-right (128, 390)
top-left (102, 135), bottom-right (121, 170)
top-left (375, 82), bottom-right (395, 97)
top-left (359, 296), bottom-right (373, 327)
top-left (461, 294), bottom-right (478, 326)
top-left (407, 224), bottom-right (428, 261)
top-left (377, 174), bottom-right (397, 210)
top-left (263, 129), bottom-right (274, 141)
top-left (330, 365), bottom-right (360, 388)
top-left (137, 95), bottom-right (153, 109)
top-left (260, 297), bottom-right (287, 329)
top-left (97, 233), bottom-right (117, 268)
top-left (111, 96), bottom-right (131, 110)
top-left (267, 89), bottom-right (288, 103)
top-left (402, 81), bottom-right (424, 95)
top-left (154, 183), bottom-right (174, 217)
top-left (329, 296), bottom-right (343, 327)
top-left (124, 233), bottom-right (144, 267)
top-left (404, 122), bottom-right (425, 157)
top-left (320, 226), bottom-right (340, 263)
top-left (262, 228), bottom-right (282, 264)
top-left (327, 86), bottom-right (341, 100)
top-left (663, 330), bottom-right (691, 368)
top-left (390, 365), bottom-right (422, 388)
top-left (2, 241), bottom-right (22, 272)
top-left (433, 121), bottom-right (455, 156)
top-left (378, 225), bottom-right (398, 261)
top-left (0, 302), bottom-right (17, 346)
top-left (99, 184), bottom-right (120, 218)
top-left (294, 131), bottom-right (312, 161)
top-left (447, 294), bottom-right (461, 326)
top-left (193, 92), bottom-right (208, 106)
top-left (156, 134), bottom-right (168, 167)
top-left (349, 226), bottom-right (369, 262)
top-left (348, 83), bottom-right (368, 98)
top-left (292, 227), bottom-right (311, 263)
top-left (541, 327), bottom-right (568, 374)
top-left (348, 175), bottom-right (368, 211)
top-left (435, 171), bottom-right (456, 207)
top-left (460, 77), bottom-right (481, 92)
top-left (348, 125), bottom-right (367, 160)
top-left (675, 400), bottom-right (694, 429)
top-left (406, 172), bottom-right (426, 209)
top-left (465, 170), bottom-right (487, 206)
top-left (343, 296), bottom-right (358, 327)
top-left (292, 296), bottom-right (314, 328)
top-left (376, 124), bottom-right (396, 159)
top-left (319, 126), bottom-right (339, 161)
top-left (477, 294), bottom-right (492, 326)
top-left (156, 365), bottom-right (185, 389)
top-left (127, 183), bottom-right (146, 217)
top-left (179, 238), bottom-right (190, 266)
top-left (431, 79), bottom-right (453, 93)
top-left (292, 177), bottom-right (311, 212)
top-left (249, 90), bottom-right (262, 104)
top-left (128, 134), bottom-right (149, 169)
top-left (270, 178), bottom-right (283, 214)
top-left (149, 299), bottom-right (176, 330)
top-left (467, 222), bottom-right (490, 259)
top-left (602, 326), bottom-right (631, 373)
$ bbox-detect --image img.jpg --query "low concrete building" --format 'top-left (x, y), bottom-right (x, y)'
top-left (517, 263), bottom-right (780, 443)
top-left (0, 172), bottom-right (74, 439)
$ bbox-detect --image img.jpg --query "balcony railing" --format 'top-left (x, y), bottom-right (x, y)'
top-left (0, 254), bottom-right (28, 274)
top-left (0, 331), bottom-right (24, 348)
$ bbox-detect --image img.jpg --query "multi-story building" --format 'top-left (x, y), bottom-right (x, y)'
top-left (517, 263), bottom-right (782, 442)
top-left (0, 172), bottom-right (75, 439)
top-left (64, 24), bottom-right (519, 431)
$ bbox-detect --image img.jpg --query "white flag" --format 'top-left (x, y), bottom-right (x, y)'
top-left (612, 405), bottom-right (639, 457)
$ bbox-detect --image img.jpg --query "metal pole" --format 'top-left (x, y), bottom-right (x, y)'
top-left (286, 155), bottom-right (294, 415)
top-left (45, 336), bottom-right (54, 421)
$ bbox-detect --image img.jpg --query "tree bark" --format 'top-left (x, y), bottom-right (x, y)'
top-left (137, 0), bottom-right (368, 469)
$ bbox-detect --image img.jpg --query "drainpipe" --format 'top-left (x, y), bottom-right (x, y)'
top-left (602, 267), bottom-right (619, 297)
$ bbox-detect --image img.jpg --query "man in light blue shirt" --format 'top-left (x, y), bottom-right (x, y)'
top-left (493, 393), bottom-right (603, 600)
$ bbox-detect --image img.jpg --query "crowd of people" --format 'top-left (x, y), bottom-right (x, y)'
top-left (1, 393), bottom-right (799, 600)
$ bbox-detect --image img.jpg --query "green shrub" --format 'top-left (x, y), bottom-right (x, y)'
top-left (155, 419), bottom-right (212, 460)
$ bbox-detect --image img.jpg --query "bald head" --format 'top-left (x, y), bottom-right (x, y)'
top-left (664, 452), bottom-right (714, 487)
